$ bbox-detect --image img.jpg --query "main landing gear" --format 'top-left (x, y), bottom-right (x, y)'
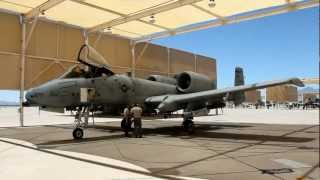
top-left (182, 112), bottom-right (194, 134)
top-left (72, 106), bottom-right (90, 139)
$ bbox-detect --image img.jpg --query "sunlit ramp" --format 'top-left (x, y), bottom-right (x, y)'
top-left (0, 0), bottom-right (318, 41)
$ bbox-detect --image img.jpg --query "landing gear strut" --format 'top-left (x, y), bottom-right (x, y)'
top-left (182, 112), bottom-right (194, 134)
top-left (72, 106), bottom-right (90, 139)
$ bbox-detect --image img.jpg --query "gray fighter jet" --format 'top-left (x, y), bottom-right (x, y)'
top-left (24, 45), bottom-right (304, 139)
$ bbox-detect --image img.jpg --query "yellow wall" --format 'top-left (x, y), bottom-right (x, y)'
top-left (0, 12), bottom-right (216, 90)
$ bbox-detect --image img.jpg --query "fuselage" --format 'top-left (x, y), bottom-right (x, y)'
top-left (26, 74), bottom-right (177, 110)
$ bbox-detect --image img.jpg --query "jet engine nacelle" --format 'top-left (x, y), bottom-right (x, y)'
top-left (147, 75), bottom-right (176, 85)
top-left (176, 71), bottom-right (215, 93)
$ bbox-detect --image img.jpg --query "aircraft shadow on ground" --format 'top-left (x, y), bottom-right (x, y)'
top-left (37, 123), bottom-right (314, 146)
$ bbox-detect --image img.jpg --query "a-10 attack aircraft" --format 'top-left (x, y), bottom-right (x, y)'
top-left (24, 45), bottom-right (304, 139)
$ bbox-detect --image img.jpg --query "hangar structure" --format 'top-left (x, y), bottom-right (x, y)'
top-left (0, 0), bottom-right (318, 126)
top-left (301, 77), bottom-right (320, 85)
top-left (266, 78), bottom-right (319, 103)
top-left (267, 85), bottom-right (298, 103)
top-left (245, 90), bottom-right (261, 104)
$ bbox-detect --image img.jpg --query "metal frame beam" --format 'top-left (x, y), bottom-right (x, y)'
top-left (136, 42), bottom-right (150, 62)
top-left (0, 50), bottom-right (139, 71)
top-left (25, 0), bottom-right (66, 20)
top-left (25, 16), bottom-right (39, 48)
top-left (0, 51), bottom-right (77, 64)
top-left (26, 60), bottom-right (66, 88)
top-left (26, 61), bottom-right (56, 88)
top-left (130, 41), bottom-right (136, 78)
top-left (71, 0), bottom-right (171, 32)
top-left (191, 4), bottom-right (226, 22)
top-left (135, 0), bottom-right (319, 42)
top-left (87, 0), bottom-right (202, 33)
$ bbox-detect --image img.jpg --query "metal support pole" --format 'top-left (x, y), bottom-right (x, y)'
top-left (167, 47), bottom-right (170, 77)
top-left (93, 31), bottom-right (102, 48)
top-left (136, 42), bottom-right (150, 62)
top-left (83, 30), bottom-right (88, 45)
top-left (131, 41), bottom-right (136, 77)
top-left (194, 54), bottom-right (197, 72)
top-left (56, 24), bottom-right (60, 58)
top-left (19, 16), bottom-right (26, 127)
top-left (25, 15), bottom-right (39, 48)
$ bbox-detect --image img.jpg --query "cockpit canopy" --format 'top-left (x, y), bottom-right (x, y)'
top-left (60, 44), bottom-right (114, 79)
top-left (78, 44), bottom-right (111, 69)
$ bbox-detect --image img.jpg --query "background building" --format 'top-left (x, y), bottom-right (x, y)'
top-left (267, 85), bottom-right (298, 102)
top-left (298, 87), bottom-right (319, 102)
top-left (245, 90), bottom-right (261, 103)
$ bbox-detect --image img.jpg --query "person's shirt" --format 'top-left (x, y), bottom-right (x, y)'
top-left (123, 108), bottom-right (130, 117)
top-left (130, 106), bottom-right (142, 118)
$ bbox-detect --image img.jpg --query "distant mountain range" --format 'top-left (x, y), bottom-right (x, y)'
top-left (299, 87), bottom-right (319, 94)
top-left (0, 101), bottom-right (19, 106)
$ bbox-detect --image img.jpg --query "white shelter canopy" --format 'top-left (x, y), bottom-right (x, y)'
top-left (0, 0), bottom-right (318, 42)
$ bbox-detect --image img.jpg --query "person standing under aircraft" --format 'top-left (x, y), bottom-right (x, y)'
top-left (131, 104), bottom-right (143, 138)
top-left (122, 106), bottom-right (131, 137)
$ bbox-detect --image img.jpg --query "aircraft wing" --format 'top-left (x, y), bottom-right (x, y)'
top-left (145, 78), bottom-right (304, 112)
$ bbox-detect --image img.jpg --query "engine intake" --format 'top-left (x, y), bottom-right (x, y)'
top-left (147, 75), bottom-right (176, 85)
top-left (176, 71), bottom-right (214, 93)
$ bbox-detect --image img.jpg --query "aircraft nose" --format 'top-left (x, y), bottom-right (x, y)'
top-left (25, 90), bottom-right (35, 103)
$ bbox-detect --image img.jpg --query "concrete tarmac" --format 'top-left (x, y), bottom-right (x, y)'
top-left (0, 107), bottom-right (319, 180)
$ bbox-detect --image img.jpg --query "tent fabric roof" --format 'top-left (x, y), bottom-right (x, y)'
top-left (0, 0), bottom-right (318, 41)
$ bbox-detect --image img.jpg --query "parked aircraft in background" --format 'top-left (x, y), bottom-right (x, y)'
top-left (24, 45), bottom-right (304, 139)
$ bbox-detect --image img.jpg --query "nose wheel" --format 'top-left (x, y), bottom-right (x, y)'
top-left (72, 106), bottom-right (90, 139)
top-left (73, 128), bottom-right (84, 139)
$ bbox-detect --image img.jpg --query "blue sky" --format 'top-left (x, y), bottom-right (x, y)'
top-left (154, 7), bottom-right (319, 88)
top-left (0, 7), bottom-right (319, 102)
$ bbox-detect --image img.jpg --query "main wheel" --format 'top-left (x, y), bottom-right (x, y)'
top-left (121, 118), bottom-right (126, 130)
top-left (73, 128), bottom-right (84, 139)
top-left (183, 120), bottom-right (195, 134)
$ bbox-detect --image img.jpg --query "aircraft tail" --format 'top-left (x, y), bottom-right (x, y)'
top-left (232, 67), bottom-right (245, 106)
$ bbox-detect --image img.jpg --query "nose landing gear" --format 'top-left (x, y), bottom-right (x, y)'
top-left (72, 106), bottom-right (90, 139)
top-left (73, 128), bottom-right (84, 139)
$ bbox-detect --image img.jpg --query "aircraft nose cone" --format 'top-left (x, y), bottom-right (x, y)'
top-left (25, 90), bottom-right (35, 103)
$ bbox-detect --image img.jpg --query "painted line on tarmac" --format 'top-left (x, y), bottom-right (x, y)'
top-left (273, 159), bottom-right (311, 168)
